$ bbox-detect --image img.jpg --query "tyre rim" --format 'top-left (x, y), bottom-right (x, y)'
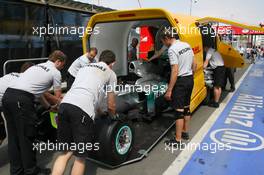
top-left (115, 125), bottom-right (132, 155)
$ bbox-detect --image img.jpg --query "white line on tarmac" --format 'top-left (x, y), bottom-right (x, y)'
top-left (163, 64), bottom-right (253, 175)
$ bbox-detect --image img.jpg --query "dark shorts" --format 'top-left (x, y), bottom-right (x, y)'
top-left (155, 75), bottom-right (194, 114)
top-left (171, 75), bottom-right (194, 109)
top-left (213, 66), bottom-right (225, 87)
top-left (57, 103), bottom-right (95, 157)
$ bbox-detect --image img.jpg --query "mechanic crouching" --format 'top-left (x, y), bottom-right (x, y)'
top-left (156, 27), bottom-right (196, 146)
top-left (52, 50), bottom-right (117, 175)
top-left (2, 50), bottom-right (66, 175)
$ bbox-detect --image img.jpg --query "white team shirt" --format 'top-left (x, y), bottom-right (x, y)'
top-left (11, 61), bottom-right (61, 96)
top-left (0, 72), bottom-right (20, 107)
top-left (206, 48), bottom-right (224, 69)
top-left (62, 62), bottom-right (117, 119)
top-left (168, 40), bottom-right (194, 77)
top-left (68, 54), bottom-right (96, 77)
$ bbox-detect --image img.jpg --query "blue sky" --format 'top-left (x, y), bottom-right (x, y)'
top-left (76, 0), bottom-right (264, 26)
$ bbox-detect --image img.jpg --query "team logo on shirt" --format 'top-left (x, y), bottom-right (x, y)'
top-left (86, 64), bottom-right (106, 71)
top-left (178, 47), bottom-right (192, 55)
top-left (10, 73), bottom-right (20, 78)
top-left (36, 65), bottom-right (50, 72)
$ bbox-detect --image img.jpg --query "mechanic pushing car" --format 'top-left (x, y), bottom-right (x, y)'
top-left (66, 47), bottom-right (98, 90)
top-left (203, 46), bottom-right (225, 108)
top-left (2, 50), bottom-right (66, 175)
top-left (0, 62), bottom-right (34, 145)
top-left (52, 50), bottom-right (117, 175)
top-left (156, 27), bottom-right (196, 146)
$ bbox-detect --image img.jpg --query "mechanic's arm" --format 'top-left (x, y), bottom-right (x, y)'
top-left (168, 64), bottom-right (178, 91)
top-left (203, 59), bottom-right (209, 69)
top-left (50, 71), bottom-right (63, 103)
top-left (39, 94), bottom-right (51, 109)
top-left (54, 89), bottom-right (62, 99)
top-left (148, 46), bottom-right (167, 62)
top-left (107, 72), bottom-right (117, 115)
top-left (203, 52), bottom-right (212, 69)
top-left (43, 91), bottom-right (61, 105)
top-left (149, 50), bottom-right (162, 61)
top-left (165, 64), bottom-right (178, 100)
top-left (107, 92), bottom-right (116, 115)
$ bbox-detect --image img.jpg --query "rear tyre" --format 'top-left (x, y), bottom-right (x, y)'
top-left (95, 118), bottom-right (134, 165)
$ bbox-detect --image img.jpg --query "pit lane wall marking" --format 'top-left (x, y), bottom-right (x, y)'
top-left (164, 60), bottom-right (264, 175)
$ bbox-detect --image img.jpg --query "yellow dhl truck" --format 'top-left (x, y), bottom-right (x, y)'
top-left (48, 8), bottom-right (264, 168)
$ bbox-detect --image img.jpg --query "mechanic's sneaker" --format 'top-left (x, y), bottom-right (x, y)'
top-left (182, 132), bottom-right (190, 140)
top-left (164, 138), bottom-right (183, 148)
top-left (208, 102), bottom-right (219, 108)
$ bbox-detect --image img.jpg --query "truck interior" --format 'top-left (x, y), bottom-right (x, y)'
top-left (89, 19), bottom-right (171, 76)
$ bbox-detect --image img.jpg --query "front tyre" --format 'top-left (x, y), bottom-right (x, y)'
top-left (95, 119), bottom-right (134, 165)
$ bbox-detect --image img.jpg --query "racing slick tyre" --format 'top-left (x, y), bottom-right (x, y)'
top-left (94, 117), bottom-right (134, 165)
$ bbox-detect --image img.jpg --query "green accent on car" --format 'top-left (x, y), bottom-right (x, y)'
top-left (147, 81), bottom-right (167, 113)
top-left (115, 125), bottom-right (132, 155)
top-left (50, 112), bottom-right (58, 129)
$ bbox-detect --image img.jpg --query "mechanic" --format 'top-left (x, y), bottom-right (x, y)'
top-left (52, 50), bottom-right (117, 175)
top-left (156, 27), bottom-right (196, 146)
top-left (2, 50), bottom-right (66, 175)
top-left (128, 38), bottom-right (139, 62)
top-left (0, 62), bottom-right (34, 145)
top-left (203, 46), bottom-right (225, 108)
top-left (67, 47), bottom-right (98, 90)
top-left (223, 67), bottom-right (235, 92)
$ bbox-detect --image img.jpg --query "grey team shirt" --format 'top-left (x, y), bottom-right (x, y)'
top-left (62, 62), bottom-right (117, 120)
top-left (0, 72), bottom-right (20, 107)
top-left (206, 48), bottom-right (224, 69)
top-left (11, 61), bottom-right (61, 96)
top-left (68, 54), bottom-right (96, 77)
top-left (168, 40), bottom-right (194, 77)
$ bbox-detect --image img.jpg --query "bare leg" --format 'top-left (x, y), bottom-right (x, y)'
top-left (52, 151), bottom-right (73, 175)
top-left (214, 86), bottom-right (222, 103)
top-left (183, 115), bottom-right (191, 133)
top-left (71, 157), bottom-right (86, 175)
